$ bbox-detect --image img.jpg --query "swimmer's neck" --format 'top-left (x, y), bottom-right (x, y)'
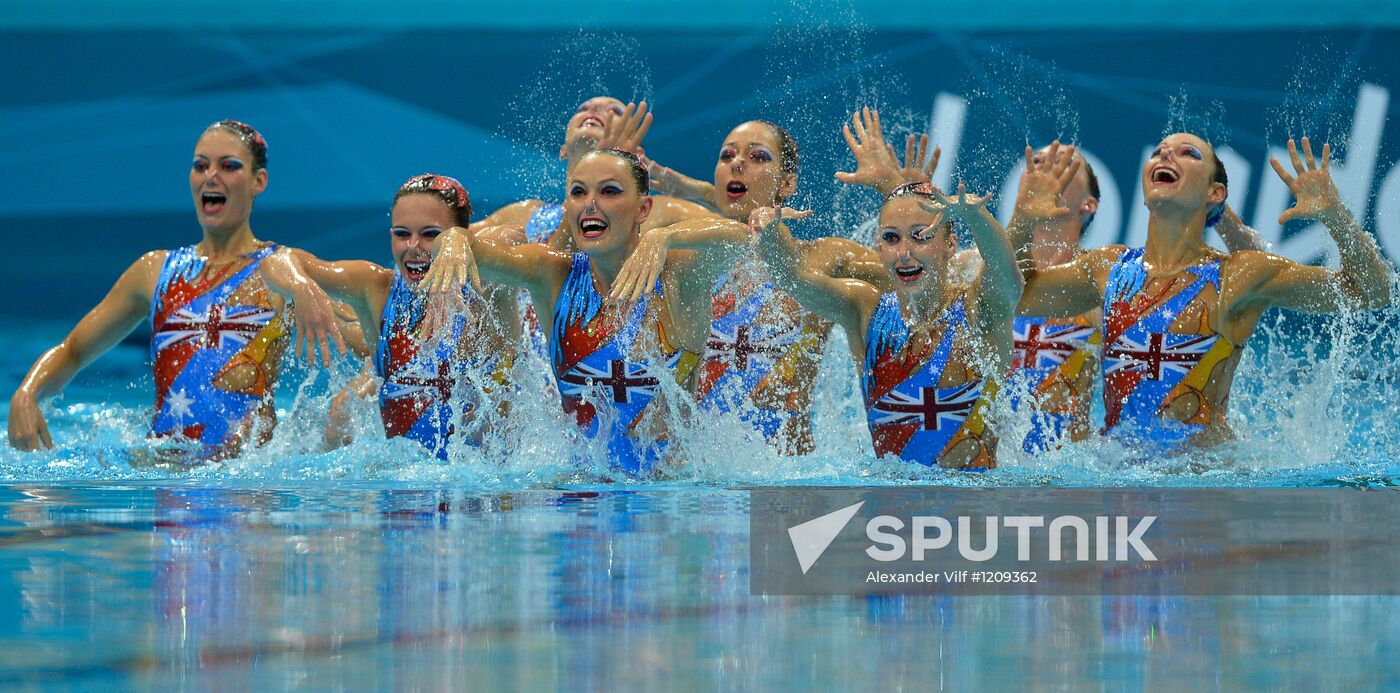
top-left (1144, 207), bottom-right (1213, 273)
top-left (899, 273), bottom-right (950, 324)
top-left (563, 139), bottom-right (596, 174)
top-left (1029, 218), bottom-right (1084, 269)
top-left (197, 222), bottom-right (261, 261)
top-left (585, 233), bottom-right (641, 293)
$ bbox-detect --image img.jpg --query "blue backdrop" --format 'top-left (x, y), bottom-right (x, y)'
top-left (2, 20), bottom-right (1398, 320)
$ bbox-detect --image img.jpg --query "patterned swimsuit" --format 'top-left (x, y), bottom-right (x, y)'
top-left (861, 293), bottom-right (995, 468)
top-left (1100, 248), bottom-right (1237, 449)
top-left (149, 244), bottom-right (285, 460)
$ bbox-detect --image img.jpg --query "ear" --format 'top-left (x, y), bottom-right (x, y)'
top-left (778, 172), bottom-right (798, 201)
top-left (636, 196), bottom-right (654, 226)
top-left (1206, 182), bottom-right (1227, 207)
top-left (252, 168), bottom-right (268, 197)
top-left (1081, 196), bottom-right (1099, 218)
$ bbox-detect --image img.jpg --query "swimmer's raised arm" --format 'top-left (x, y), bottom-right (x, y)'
top-left (466, 200), bottom-right (542, 236)
top-left (1214, 204), bottom-right (1268, 253)
top-left (926, 185), bottom-right (1022, 365)
top-left (803, 235), bottom-right (890, 289)
top-left (1018, 245), bottom-right (1123, 319)
top-left (609, 216), bottom-right (752, 304)
top-left (1007, 142), bottom-right (1081, 271)
top-left (1230, 138), bottom-right (1392, 313)
top-left (8, 252), bottom-right (162, 451)
top-left (754, 206), bottom-right (879, 339)
top-left (646, 160), bottom-right (718, 210)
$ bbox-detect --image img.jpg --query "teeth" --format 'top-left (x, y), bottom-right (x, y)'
top-left (580, 219), bottom-right (607, 232)
top-left (1153, 168), bottom-right (1179, 183)
top-left (727, 182), bottom-right (746, 192)
top-left (895, 267), bottom-right (923, 277)
top-left (202, 193), bottom-right (226, 203)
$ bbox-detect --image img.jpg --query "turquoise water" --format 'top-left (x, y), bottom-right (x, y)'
top-left (1, 306), bottom-right (1398, 687)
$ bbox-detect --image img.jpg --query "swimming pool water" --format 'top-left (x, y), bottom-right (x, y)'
top-left (1, 309), bottom-right (1398, 688)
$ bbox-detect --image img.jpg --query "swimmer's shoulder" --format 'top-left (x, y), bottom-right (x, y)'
top-left (120, 249), bottom-right (170, 297)
top-left (472, 199), bottom-right (544, 231)
top-left (645, 195), bottom-right (721, 228)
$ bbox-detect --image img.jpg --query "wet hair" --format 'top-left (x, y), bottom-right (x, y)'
top-left (587, 148), bottom-right (651, 195)
top-left (205, 120), bottom-right (268, 171)
top-left (1206, 146), bottom-right (1228, 228)
top-left (887, 181), bottom-right (943, 201)
top-left (883, 182), bottom-right (954, 238)
top-left (754, 120), bottom-right (800, 178)
top-left (395, 173), bottom-right (473, 227)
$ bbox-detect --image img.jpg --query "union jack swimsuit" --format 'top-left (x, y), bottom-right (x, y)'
top-left (149, 244), bottom-right (284, 459)
top-left (1100, 248), bottom-right (1235, 448)
top-left (861, 294), bottom-right (992, 468)
top-left (1008, 315), bottom-right (1099, 453)
top-left (551, 253), bottom-right (689, 475)
top-left (694, 273), bottom-right (822, 440)
top-left (375, 273), bottom-right (506, 460)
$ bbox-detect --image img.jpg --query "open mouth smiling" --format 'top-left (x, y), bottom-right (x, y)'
top-left (579, 216), bottom-right (609, 239)
top-left (200, 191), bottom-right (227, 214)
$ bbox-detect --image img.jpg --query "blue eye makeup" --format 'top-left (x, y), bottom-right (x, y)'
top-left (1181, 146), bottom-right (1203, 160)
top-left (391, 228), bottom-right (411, 237)
top-left (569, 184), bottom-right (586, 196)
top-left (219, 159), bottom-right (244, 171)
top-left (601, 183), bottom-right (624, 195)
top-left (719, 147), bottom-right (737, 161)
top-left (422, 227), bottom-right (443, 238)
top-left (751, 147), bottom-right (773, 162)
top-left (192, 158), bottom-right (209, 171)
top-left (880, 229), bottom-right (901, 244)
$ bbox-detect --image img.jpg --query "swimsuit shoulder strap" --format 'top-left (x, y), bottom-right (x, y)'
top-left (525, 201), bottom-right (564, 244)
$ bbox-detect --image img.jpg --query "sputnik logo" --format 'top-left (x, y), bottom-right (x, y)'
top-left (787, 501), bottom-right (864, 574)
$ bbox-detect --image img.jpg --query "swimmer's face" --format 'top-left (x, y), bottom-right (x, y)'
top-left (1142, 133), bottom-right (1226, 216)
top-left (564, 152), bottom-right (652, 255)
top-left (562, 96), bottom-right (627, 154)
top-left (1032, 146), bottom-right (1099, 236)
top-left (875, 196), bottom-right (954, 291)
top-left (390, 193), bottom-right (455, 284)
top-left (190, 128), bottom-right (266, 232)
top-left (713, 121), bottom-right (797, 222)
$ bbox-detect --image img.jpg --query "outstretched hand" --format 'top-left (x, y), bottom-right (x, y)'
top-left (920, 182), bottom-right (993, 224)
top-left (888, 133), bottom-right (941, 186)
top-left (1014, 141), bottom-right (1080, 220)
top-left (834, 107), bottom-right (901, 191)
top-left (423, 226), bottom-right (484, 297)
top-left (1270, 137), bottom-right (1347, 224)
top-left (597, 101), bottom-right (653, 154)
top-left (609, 228), bottom-right (673, 306)
top-left (288, 279), bottom-right (347, 367)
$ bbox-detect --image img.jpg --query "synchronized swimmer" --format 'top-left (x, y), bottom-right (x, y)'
top-left (5, 101), bottom-right (1393, 473)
